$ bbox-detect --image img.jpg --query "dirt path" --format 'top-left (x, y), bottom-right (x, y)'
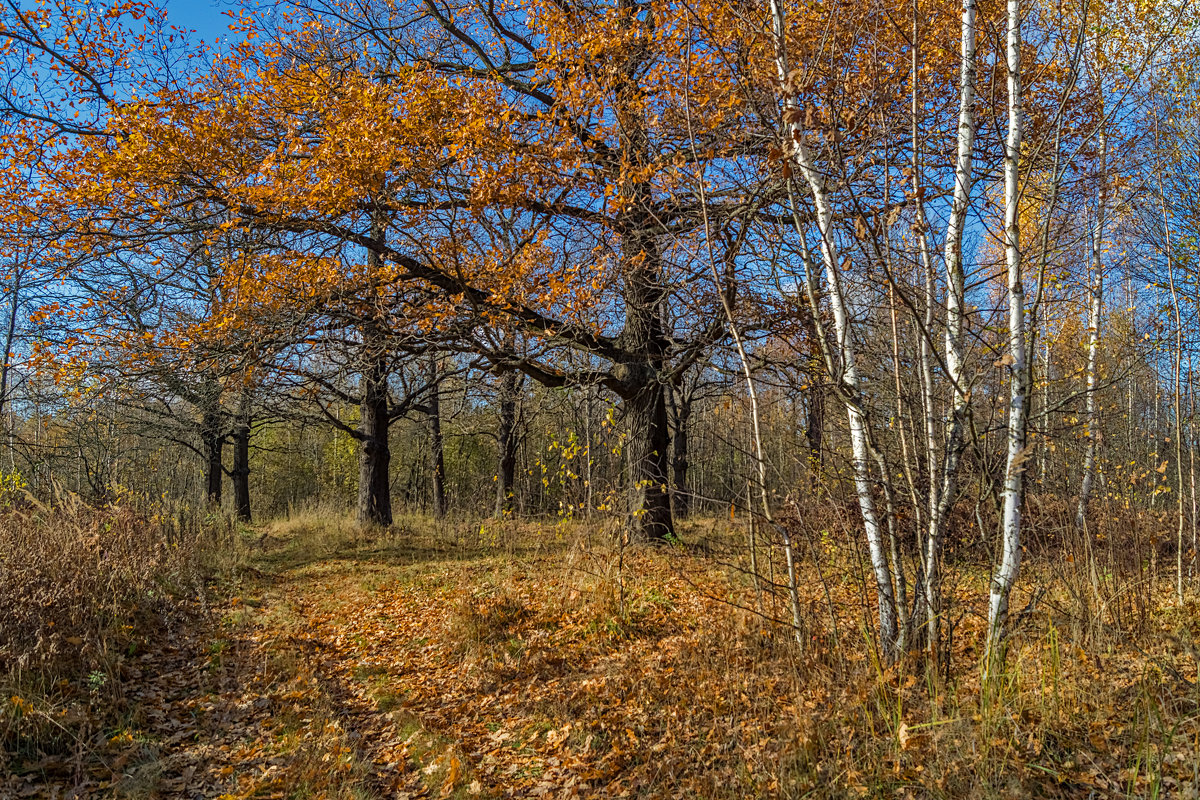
top-left (5, 579), bottom-right (429, 799)
top-left (7, 536), bottom-right (766, 800)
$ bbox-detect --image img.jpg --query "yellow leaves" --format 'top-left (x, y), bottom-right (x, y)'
top-left (440, 755), bottom-right (462, 795)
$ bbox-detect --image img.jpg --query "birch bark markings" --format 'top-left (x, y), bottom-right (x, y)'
top-left (1077, 127), bottom-right (1107, 530)
top-left (769, 0), bottom-right (900, 657)
top-left (919, 0), bottom-right (979, 660)
top-left (988, 0), bottom-right (1027, 661)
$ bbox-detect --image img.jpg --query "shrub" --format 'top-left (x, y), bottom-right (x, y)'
top-left (0, 496), bottom-right (210, 683)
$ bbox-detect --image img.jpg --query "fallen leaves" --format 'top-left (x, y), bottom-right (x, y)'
top-left (9, 525), bottom-right (1200, 799)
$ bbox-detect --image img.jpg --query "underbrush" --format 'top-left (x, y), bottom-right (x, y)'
top-left (0, 497), bottom-right (244, 764)
top-left (8, 502), bottom-right (1200, 797)
top-left (417, 511), bottom-right (1200, 797)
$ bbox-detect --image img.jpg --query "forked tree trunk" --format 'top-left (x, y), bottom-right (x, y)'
top-left (771, 0), bottom-right (900, 656)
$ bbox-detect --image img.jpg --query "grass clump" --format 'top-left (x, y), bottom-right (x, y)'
top-left (452, 590), bottom-right (533, 649)
top-left (0, 496), bottom-right (231, 760)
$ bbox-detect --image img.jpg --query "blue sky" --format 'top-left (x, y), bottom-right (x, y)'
top-left (164, 0), bottom-right (243, 46)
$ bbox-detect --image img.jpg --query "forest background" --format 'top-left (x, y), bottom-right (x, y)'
top-left (4, 0), bottom-right (1200, 796)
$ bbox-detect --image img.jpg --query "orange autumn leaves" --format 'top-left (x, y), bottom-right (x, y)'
top-left (22, 0), bottom-right (1002, 371)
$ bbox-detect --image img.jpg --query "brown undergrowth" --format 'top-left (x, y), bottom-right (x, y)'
top-left (5, 506), bottom-right (1200, 798)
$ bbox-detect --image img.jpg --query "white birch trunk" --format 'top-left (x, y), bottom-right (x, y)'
top-left (769, 0), bottom-right (900, 655)
top-left (1077, 128), bottom-right (1106, 530)
top-left (988, 0), bottom-right (1027, 662)
top-left (922, 0), bottom-right (979, 660)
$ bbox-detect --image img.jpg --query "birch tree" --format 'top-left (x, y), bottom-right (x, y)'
top-left (768, 0), bottom-right (903, 657)
top-left (1076, 125), bottom-right (1106, 530)
top-left (988, 0), bottom-right (1028, 663)
top-left (915, 0), bottom-right (980, 662)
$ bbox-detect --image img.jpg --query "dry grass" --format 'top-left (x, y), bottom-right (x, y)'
top-left (2, 501), bottom-right (198, 678)
top-left (245, 508), bottom-right (1200, 797)
top-left (6, 503), bottom-right (1200, 798)
top-left (0, 495), bottom-right (248, 763)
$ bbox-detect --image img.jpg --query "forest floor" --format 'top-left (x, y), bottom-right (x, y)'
top-left (6, 512), bottom-right (1200, 799)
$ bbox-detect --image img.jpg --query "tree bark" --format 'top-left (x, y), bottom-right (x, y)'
top-left (613, 7), bottom-right (675, 544)
top-left (201, 404), bottom-right (223, 506)
top-left (615, 249), bottom-right (672, 540)
top-left (805, 387), bottom-right (824, 482)
top-left (988, 0), bottom-right (1027, 664)
top-left (1155, 118), bottom-right (1185, 602)
top-left (495, 369), bottom-right (521, 517)
top-left (801, 308), bottom-right (825, 488)
top-left (357, 214), bottom-right (394, 529)
top-left (771, 0), bottom-right (900, 655)
top-left (1077, 126), bottom-right (1107, 530)
top-left (232, 397), bottom-right (252, 522)
top-left (357, 343), bottom-right (393, 528)
top-left (669, 390), bottom-right (692, 519)
top-left (615, 253), bottom-right (672, 536)
top-left (429, 357), bottom-right (447, 519)
top-left (919, 0), bottom-right (979, 664)
top-left (0, 268), bottom-right (22, 423)
top-left (622, 371), bottom-right (674, 541)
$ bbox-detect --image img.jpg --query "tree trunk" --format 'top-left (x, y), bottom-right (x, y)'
top-left (0, 268), bottom-right (22, 423)
top-left (1077, 126), bottom-right (1107, 529)
top-left (988, 0), bottom-right (1027, 665)
top-left (622, 369), bottom-right (674, 542)
top-left (357, 213), bottom-right (394, 529)
top-left (667, 393), bottom-right (696, 520)
top-left (801, 308), bottom-right (825, 488)
top-left (495, 369), bottom-right (521, 516)
top-left (201, 405), bottom-right (223, 506)
top-left (920, 0), bottom-right (979, 664)
top-left (615, 235), bottom-right (673, 541)
top-left (772, 2), bottom-right (900, 655)
top-left (429, 357), bottom-right (447, 519)
top-left (806, 386), bottom-right (825, 484)
top-left (232, 399), bottom-right (252, 522)
top-left (357, 325), bottom-right (393, 528)
top-left (613, 2), bottom-right (674, 543)
top-left (1155, 119), bottom-right (1185, 602)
